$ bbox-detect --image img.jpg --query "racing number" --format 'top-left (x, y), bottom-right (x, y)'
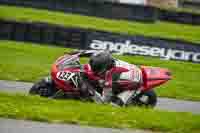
top-left (56, 71), bottom-right (79, 87)
top-left (57, 71), bottom-right (74, 80)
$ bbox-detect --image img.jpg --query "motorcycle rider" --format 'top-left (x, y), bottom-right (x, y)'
top-left (80, 50), bottom-right (143, 105)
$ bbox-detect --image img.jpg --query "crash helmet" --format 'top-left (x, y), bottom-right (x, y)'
top-left (89, 51), bottom-right (113, 75)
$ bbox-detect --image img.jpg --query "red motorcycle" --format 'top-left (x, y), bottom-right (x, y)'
top-left (29, 50), bottom-right (172, 107)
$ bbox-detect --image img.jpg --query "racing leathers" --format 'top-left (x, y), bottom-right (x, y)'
top-left (81, 59), bottom-right (143, 104)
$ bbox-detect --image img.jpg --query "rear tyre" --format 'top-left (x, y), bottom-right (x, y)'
top-left (133, 90), bottom-right (157, 107)
top-left (29, 77), bottom-right (55, 97)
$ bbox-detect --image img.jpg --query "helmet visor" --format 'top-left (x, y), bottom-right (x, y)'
top-left (93, 64), bottom-right (106, 73)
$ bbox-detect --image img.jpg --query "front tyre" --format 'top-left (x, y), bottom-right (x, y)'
top-left (134, 90), bottom-right (157, 107)
top-left (29, 77), bottom-right (55, 97)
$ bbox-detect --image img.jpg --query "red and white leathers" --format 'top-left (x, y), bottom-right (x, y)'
top-left (83, 59), bottom-right (142, 103)
top-left (103, 59), bottom-right (142, 103)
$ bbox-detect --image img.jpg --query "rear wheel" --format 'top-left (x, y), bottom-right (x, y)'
top-left (128, 90), bottom-right (157, 107)
top-left (29, 77), bottom-right (55, 97)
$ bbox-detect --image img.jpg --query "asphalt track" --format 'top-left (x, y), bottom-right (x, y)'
top-left (0, 118), bottom-right (158, 133)
top-left (0, 80), bottom-right (200, 114)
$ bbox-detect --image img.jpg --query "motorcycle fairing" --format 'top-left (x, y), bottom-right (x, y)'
top-left (141, 66), bottom-right (171, 91)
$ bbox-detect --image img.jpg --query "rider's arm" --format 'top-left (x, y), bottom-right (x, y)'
top-left (101, 69), bottom-right (115, 103)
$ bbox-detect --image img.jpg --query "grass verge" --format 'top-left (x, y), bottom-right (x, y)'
top-left (0, 5), bottom-right (200, 44)
top-left (0, 40), bottom-right (200, 101)
top-left (0, 92), bottom-right (199, 133)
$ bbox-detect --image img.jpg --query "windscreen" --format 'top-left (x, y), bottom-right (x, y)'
top-left (56, 54), bottom-right (81, 70)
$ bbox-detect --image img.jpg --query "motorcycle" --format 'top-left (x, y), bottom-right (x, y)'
top-left (29, 50), bottom-right (172, 107)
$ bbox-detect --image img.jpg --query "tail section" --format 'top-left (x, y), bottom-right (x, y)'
top-left (141, 66), bottom-right (172, 91)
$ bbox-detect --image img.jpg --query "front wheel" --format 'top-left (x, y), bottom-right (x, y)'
top-left (132, 90), bottom-right (157, 107)
top-left (29, 77), bottom-right (55, 97)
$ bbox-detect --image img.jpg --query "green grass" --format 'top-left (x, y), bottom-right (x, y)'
top-left (177, 0), bottom-right (200, 14)
top-left (0, 40), bottom-right (200, 101)
top-left (1, 5), bottom-right (200, 44)
top-left (0, 92), bottom-right (199, 133)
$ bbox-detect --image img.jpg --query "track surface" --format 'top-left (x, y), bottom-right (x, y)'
top-left (0, 118), bottom-right (155, 133)
top-left (0, 80), bottom-right (200, 114)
